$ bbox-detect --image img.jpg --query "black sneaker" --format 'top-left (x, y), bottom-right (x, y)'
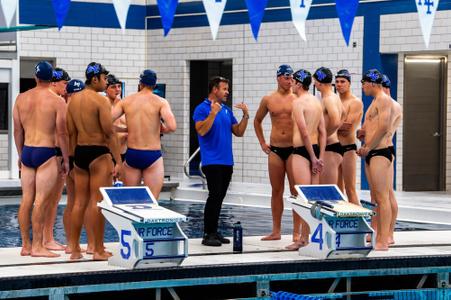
top-left (202, 234), bottom-right (222, 247)
top-left (216, 233), bottom-right (230, 244)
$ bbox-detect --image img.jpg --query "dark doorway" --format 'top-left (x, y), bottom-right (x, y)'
top-left (403, 56), bottom-right (447, 191)
top-left (189, 60), bottom-right (233, 175)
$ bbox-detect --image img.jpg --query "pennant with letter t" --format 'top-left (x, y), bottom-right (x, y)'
top-left (290, 0), bottom-right (313, 41)
top-left (415, 0), bottom-right (440, 47)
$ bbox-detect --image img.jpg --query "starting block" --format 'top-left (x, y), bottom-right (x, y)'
top-left (98, 186), bottom-right (188, 269)
top-left (289, 184), bottom-right (375, 259)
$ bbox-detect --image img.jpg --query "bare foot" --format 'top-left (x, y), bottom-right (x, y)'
top-left (65, 246), bottom-right (86, 254)
top-left (388, 237), bottom-right (395, 245)
top-left (70, 251), bottom-right (83, 260)
top-left (20, 246), bottom-right (31, 256)
top-left (292, 233), bottom-right (301, 242)
top-left (93, 252), bottom-right (110, 261)
top-left (374, 242), bottom-right (389, 251)
top-left (31, 248), bottom-right (61, 258)
top-left (261, 233), bottom-right (281, 241)
top-left (285, 239), bottom-right (308, 251)
top-left (45, 240), bottom-right (66, 251)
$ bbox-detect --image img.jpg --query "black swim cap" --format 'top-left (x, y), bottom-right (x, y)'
top-left (107, 74), bottom-right (121, 87)
top-left (140, 69), bottom-right (157, 87)
top-left (362, 69), bottom-right (383, 84)
top-left (381, 74), bottom-right (391, 88)
top-left (85, 62), bottom-right (109, 80)
top-left (336, 69), bottom-right (351, 82)
top-left (293, 69), bottom-right (312, 87)
top-left (313, 67), bottom-right (333, 84)
top-left (52, 68), bottom-right (71, 82)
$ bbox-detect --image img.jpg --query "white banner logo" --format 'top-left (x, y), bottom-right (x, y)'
top-left (290, 0), bottom-right (312, 41)
top-left (415, 0), bottom-right (440, 47)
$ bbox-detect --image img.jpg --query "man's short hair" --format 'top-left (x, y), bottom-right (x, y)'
top-left (208, 76), bottom-right (229, 93)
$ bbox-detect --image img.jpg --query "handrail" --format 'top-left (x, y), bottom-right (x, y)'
top-left (183, 147), bottom-right (206, 189)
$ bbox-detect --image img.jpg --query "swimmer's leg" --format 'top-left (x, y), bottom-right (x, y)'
top-left (19, 164), bottom-right (35, 256)
top-left (31, 157), bottom-right (60, 258)
top-left (143, 157), bottom-right (164, 200)
top-left (262, 153), bottom-right (286, 241)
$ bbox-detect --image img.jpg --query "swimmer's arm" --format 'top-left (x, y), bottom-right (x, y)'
top-left (318, 114), bottom-right (327, 161)
top-left (99, 98), bottom-right (121, 164)
top-left (12, 100), bottom-right (24, 157)
top-left (55, 100), bottom-right (69, 164)
top-left (253, 97), bottom-right (269, 146)
top-left (365, 97), bottom-right (391, 150)
top-left (340, 101), bottom-right (363, 135)
top-left (160, 100), bottom-right (176, 133)
top-left (66, 106), bottom-right (77, 156)
top-left (293, 102), bottom-right (315, 159)
top-left (324, 96), bottom-right (342, 136)
top-left (111, 100), bottom-right (124, 122)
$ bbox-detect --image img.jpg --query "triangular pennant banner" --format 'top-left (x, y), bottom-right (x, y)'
top-left (245, 0), bottom-right (268, 40)
top-left (52, 0), bottom-right (71, 30)
top-left (335, 0), bottom-right (359, 46)
top-left (157, 0), bottom-right (179, 36)
top-left (113, 0), bottom-right (131, 32)
top-left (0, 0), bottom-right (17, 27)
top-left (290, 0), bottom-right (313, 41)
top-left (415, 0), bottom-right (439, 47)
top-left (202, 0), bottom-right (227, 40)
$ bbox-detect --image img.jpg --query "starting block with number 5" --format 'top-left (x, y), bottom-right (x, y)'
top-left (98, 186), bottom-right (188, 269)
top-left (289, 185), bottom-right (375, 259)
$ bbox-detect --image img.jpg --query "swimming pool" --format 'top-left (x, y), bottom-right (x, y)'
top-left (1, 199), bottom-right (451, 248)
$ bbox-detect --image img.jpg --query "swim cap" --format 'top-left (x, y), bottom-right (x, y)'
top-left (313, 67), bottom-right (333, 84)
top-left (336, 69), bottom-right (351, 82)
top-left (140, 69), bottom-right (157, 87)
top-left (66, 79), bottom-right (85, 94)
top-left (362, 69), bottom-right (383, 84)
top-left (85, 62), bottom-right (109, 80)
top-left (35, 61), bottom-right (53, 81)
top-left (293, 69), bottom-right (312, 87)
top-left (52, 68), bottom-right (71, 82)
top-left (107, 74), bottom-right (121, 87)
top-left (277, 64), bottom-right (294, 77)
top-left (381, 74), bottom-right (391, 88)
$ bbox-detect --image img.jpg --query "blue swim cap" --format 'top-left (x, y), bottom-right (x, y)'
top-left (85, 62), bottom-right (109, 80)
top-left (381, 74), bottom-right (391, 88)
top-left (313, 67), bottom-right (333, 84)
top-left (277, 64), bottom-right (294, 77)
top-left (52, 68), bottom-right (71, 82)
top-left (35, 61), bottom-right (53, 81)
top-left (293, 69), bottom-right (312, 87)
top-left (362, 69), bottom-right (383, 84)
top-left (140, 69), bottom-right (157, 87)
top-left (66, 79), bottom-right (85, 94)
top-left (336, 69), bottom-right (351, 82)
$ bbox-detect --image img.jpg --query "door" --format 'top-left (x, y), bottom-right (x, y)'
top-left (189, 60), bottom-right (232, 175)
top-left (403, 56), bottom-right (447, 191)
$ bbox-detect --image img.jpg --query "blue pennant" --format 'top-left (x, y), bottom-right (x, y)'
top-left (245, 0), bottom-right (268, 40)
top-left (335, 0), bottom-right (359, 46)
top-left (157, 0), bottom-right (179, 36)
top-left (52, 0), bottom-right (71, 30)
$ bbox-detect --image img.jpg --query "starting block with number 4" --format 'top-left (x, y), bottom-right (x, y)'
top-left (289, 185), bottom-right (375, 259)
top-left (98, 186), bottom-right (188, 269)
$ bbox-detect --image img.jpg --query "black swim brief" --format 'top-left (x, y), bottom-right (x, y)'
top-left (388, 145), bottom-right (395, 158)
top-left (365, 148), bottom-right (393, 165)
top-left (55, 147), bottom-right (63, 157)
top-left (74, 145), bottom-right (112, 171)
top-left (69, 156), bottom-right (74, 172)
top-left (292, 144), bottom-right (320, 163)
top-left (342, 144), bottom-right (357, 153)
top-left (270, 145), bottom-right (294, 161)
top-left (325, 142), bottom-right (344, 156)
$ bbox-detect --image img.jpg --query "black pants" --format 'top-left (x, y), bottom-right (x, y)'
top-left (202, 164), bottom-right (233, 235)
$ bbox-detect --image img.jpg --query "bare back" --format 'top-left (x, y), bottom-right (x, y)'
top-left (67, 89), bottom-right (113, 146)
top-left (322, 93), bottom-right (344, 144)
top-left (292, 94), bottom-right (323, 147)
top-left (122, 91), bottom-right (167, 150)
top-left (15, 86), bottom-right (63, 147)
top-left (259, 91), bottom-right (296, 147)
top-left (338, 95), bottom-right (363, 145)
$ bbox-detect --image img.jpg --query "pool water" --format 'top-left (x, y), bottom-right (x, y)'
top-left (1, 200), bottom-right (451, 248)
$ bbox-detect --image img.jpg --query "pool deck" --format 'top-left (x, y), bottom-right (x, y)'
top-left (1, 231), bottom-right (451, 299)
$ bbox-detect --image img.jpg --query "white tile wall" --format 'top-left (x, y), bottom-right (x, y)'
top-left (147, 17), bottom-right (364, 186)
top-left (380, 11), bottom-right (451, 191)
top-left (0, 134), bottom-right (8, 170)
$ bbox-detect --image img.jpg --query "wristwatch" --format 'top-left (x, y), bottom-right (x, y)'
top-left (242, 114), bottom-right (250, 119)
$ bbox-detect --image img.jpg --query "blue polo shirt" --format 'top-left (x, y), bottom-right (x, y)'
top-left (193, 99), bottom-right (238, 166)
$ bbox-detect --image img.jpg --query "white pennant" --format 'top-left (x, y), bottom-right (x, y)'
top-left (113, 0), bottom-right (131, 32)
top-left (1, 0), bottom-right (17, 28)
top-left (415, 0), bottom-right (440, 48)
top-left (202, 0), bottom-right (227, 40)
top-left (290, 0), bottom-right (312, 41)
